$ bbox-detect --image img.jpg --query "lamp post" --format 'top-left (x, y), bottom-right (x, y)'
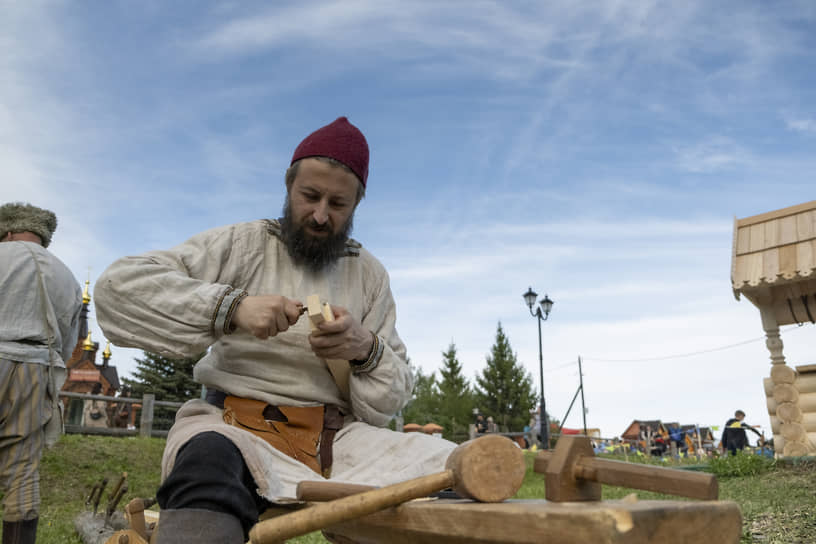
top-left (523, 287), bottom-right (553, 449)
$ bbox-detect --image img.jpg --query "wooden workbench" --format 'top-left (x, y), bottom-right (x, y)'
top-left (264, 497), bottom-right (741, 544)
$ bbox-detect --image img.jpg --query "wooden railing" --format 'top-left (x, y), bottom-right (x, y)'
top-left (58, 391), bottom-right (184, 438)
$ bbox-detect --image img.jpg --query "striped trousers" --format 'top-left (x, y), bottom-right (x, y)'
top-left (0, 359), bottom-right (51, 522)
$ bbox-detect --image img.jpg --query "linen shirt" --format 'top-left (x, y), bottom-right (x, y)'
top-left (0, 241), bottom-right (82, 366)
top-left (94, 219), bottom-right (413, 426)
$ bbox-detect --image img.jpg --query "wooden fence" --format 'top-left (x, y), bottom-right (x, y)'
top-left (59, 391), bottom-right (184, 438)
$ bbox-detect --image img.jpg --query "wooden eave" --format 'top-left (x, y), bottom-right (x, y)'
top-left (731, 200), bottom-right (816, 325)
top-left (731, 200), bottom-right (816, 295)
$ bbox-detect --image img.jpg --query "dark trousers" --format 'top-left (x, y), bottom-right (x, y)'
top-left (157, 432), bottom-right (269, 537)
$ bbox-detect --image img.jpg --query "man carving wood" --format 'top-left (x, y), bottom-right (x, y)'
top-left (94, 117), bottom-right (457, 543)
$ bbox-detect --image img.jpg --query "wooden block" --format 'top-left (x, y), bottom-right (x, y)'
top-left (306, 294), bottom-right (351, 399)
top-left (542, 435), bottom-right (601, 502)
top-left (307, 294), bottom-right (326, 329)
top-left (314, 499), bottom-right (743, 544)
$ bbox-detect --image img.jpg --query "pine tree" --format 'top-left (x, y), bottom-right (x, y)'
top-left (123, 351), bottom-right (205, 430)
top-left (474, 323), bottom-right (536, 432)
top-left (400, 365), bottom-right (439, 426)
top-left (437, 342), bottom-right (474, 440)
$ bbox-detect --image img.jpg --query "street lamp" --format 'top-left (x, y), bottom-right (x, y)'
top-left (523, 287), bottom-right (554, 449)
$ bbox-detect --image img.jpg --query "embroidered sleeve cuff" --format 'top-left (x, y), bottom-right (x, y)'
top-left (211, 287), bottom-right (247, 338)
top-left (224, 290), bottom-right (248, 335)
top-left (350, 333), bottom-right (384, 374)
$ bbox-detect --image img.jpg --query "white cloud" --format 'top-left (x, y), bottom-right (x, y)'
top-left (786, 118), bottom-right (816, 133)
top-left (672, 137), bottom-right (750, 173)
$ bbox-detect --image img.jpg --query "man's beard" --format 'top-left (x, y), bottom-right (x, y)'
top-left (279, 199), bottom-right (354, 273)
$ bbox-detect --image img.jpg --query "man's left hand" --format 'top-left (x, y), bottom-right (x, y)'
top-left (309, 306), bottom-right (373, 361)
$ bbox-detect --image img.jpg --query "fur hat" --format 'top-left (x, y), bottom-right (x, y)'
top-left (291, 117), bottom-right (369, 187)
top-left (0, 202), bottom-right (58, 247)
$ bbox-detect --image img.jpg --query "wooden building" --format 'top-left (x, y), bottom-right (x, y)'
top-left (61, 280), bottom-right (122, 425)
top-left (731, 200), bottom-right (816, 456)
top-left (620, 420), bottom-right (667, 453)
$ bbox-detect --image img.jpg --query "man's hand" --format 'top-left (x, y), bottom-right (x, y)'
top-left (231, 295), bottom-right (303, 339)
top-left (309, 306), bottom-right (373, 361)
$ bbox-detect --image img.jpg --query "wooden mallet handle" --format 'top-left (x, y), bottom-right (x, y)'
top-left (250, 471), bottom-right (455, 543)
top-left (297, 481), bottom-right (377, 502)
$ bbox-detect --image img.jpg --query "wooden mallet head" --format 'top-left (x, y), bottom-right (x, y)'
top-left (445, 434), bottom-right (527, 502)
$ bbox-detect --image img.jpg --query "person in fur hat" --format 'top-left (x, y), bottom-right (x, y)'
top-left (0, 202), bottom-right (82, 544)
top-left (95, 118), bottom-right (457, 543)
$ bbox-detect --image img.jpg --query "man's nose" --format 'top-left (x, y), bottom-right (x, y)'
top-left (312, 200), bottom-right (329, 224)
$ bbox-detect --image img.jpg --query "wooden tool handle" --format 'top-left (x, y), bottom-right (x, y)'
top-left (250, 470), bottom-right (454, 543)
top-left (297, 481), bottom-right (378, 502)
top-left (535, 452), bottom-right (718, 500)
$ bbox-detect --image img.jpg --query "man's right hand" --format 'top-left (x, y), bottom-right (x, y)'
top-left (231, 295), bottom-right (303, 339)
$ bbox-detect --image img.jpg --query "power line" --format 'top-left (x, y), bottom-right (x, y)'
top-left (582, 324), bottom-right (810, 364)
top-left (543, 359), bottom-right (579, 373)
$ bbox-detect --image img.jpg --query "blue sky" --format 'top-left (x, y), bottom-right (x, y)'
top-left (3, 1), bottom-right (815, 440)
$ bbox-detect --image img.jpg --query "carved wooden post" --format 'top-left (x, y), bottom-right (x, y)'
top-left (759, 303), bottom-right (808, 456)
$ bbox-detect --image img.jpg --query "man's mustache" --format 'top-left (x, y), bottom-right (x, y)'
top-left (306, 220), bottom-right (331, 232)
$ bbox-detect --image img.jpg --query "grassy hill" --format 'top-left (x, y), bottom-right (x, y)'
top-left (2, 435), bottom-right (814, 543)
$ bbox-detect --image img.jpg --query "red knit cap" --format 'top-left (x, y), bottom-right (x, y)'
top-left (290, 117), bottom-right (369, 187)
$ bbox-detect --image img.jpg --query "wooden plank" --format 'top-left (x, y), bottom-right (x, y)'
top-left (762, 247), bottom-right (779, 282)
top-left (736, 199), bottom-right (816, 228)
top-left (746, 252), bottom-right (764, 286)
top-left (778, 244), bottom-right (798, 279)
top-left (779, 215), bottom-right (798, 245)
top-left (798, 241), bottom-right (815, 275)
top-left (317, 499), bottom-right (742, 544)
top-left (797, 210), bottom-right (815, 240)
top-left (734, 254), bottom-right (755, 288)
top-left (736, 226), bottom-right (751, 255)
top-left (764, 218), bottom-right (780, 248)
top-left (749, 223), bottom-right (765, 253)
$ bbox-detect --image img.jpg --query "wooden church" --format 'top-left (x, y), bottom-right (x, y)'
top-left (61, 279), bottom-right (122, 425)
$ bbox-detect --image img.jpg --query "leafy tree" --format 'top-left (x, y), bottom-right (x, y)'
top-left (474, 323), bottom-right (536, 432)
top-left (400, 365), bottom-right (439, 427)
top-left (123, 351), bottom-right (205, 430)
top-left (436, 342), bottom-right (474, 440)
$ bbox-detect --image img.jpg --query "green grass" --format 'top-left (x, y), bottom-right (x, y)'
top-left (2, 437), bottom-right (814, 543)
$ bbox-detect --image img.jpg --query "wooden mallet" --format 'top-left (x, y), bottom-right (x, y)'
top-left (248, 434), bottom-right (526, 544)
top-left (535, 435), bottom-right (718, 502)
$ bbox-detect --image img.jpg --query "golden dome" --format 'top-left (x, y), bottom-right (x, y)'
top-left (82, 280), bottom-right (91, 304)
top-left (82, 331), bottom-right (94, 351)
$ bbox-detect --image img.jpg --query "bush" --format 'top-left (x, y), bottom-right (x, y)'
top-left (708, 450), bottom-right (776, 478)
